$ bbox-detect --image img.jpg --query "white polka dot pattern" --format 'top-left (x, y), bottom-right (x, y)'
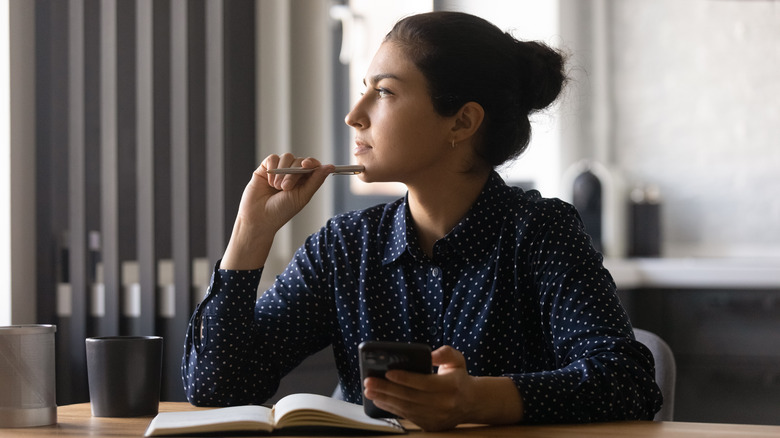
top-left (181, 172), bottom-right (662, 423)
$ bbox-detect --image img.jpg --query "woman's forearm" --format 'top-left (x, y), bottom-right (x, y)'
top-left (220, 217), bottom-right (276, 270)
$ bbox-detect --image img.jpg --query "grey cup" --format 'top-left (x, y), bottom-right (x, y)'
top-left (85, 336), bottom-right (162, 417)
top-left (0, 325), bottom-right (57, 427)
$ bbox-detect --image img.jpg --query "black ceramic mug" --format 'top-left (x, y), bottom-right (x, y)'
top-left (85, 336), bottom-right (163, 417)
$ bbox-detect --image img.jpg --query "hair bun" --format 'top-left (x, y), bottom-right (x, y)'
top-left (515, 40), bottom-right (566, 113)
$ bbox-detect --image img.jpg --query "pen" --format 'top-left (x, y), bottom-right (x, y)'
top-left (267, 165), bottom-right (365, 175)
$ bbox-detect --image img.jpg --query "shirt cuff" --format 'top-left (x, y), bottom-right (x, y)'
top-left (203, 259), bottom-right (262, 314)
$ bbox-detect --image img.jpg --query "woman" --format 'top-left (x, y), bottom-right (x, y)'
top-left (182, 11), bottom-right (662, 431)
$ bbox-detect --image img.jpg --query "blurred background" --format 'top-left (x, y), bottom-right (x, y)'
top-left (1, 0), bottom-right (778, 425)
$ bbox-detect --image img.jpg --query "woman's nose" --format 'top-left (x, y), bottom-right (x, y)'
top-left (344, 100), bottom-right (368, 129)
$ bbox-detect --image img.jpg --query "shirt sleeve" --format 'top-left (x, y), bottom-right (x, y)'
top-left (509, 201), bottom-right (663, 423)
top-left (181, 261), bottom-right (265, 406)
top-left (181, 228), bottom-right (337, 407)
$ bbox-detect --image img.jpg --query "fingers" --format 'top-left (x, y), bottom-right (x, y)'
top-left (364, 374), bottom-right (461, 431)
top-left (264, 153), bottom-right (305, 190)
top-left (432, 345), bottom-right (467, 372)
top-left (259, 154), bottom-right (329, 191)
top-left (362, 376), bottom-right (422, 418)
top-left (363, 375), bottom-right (417, 401)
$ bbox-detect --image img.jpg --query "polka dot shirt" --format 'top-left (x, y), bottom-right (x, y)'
top-left (182, 171), bottom-right (662, 423)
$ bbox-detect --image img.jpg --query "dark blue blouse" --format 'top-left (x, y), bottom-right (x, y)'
top-left (182, 171), bottom-right (662, 423)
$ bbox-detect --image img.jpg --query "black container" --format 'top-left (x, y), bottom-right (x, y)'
top-left (572, 169), bottom-right (604, 253)
top-left (628, 187), bottom-right (662, 257)
top-left (85, 336), bottom-right (163, 417)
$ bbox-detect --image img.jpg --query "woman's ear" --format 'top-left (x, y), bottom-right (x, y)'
top-left (450, 101), bottom-right (485, 143)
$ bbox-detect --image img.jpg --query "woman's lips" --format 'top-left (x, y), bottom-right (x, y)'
top-left (353, 141), bottom-right (372, 155)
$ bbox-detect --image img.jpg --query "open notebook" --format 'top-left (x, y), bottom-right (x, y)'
top-left (144, 393), bottom-right (405, 436)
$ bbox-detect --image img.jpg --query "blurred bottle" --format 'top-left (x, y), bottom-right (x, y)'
top-left (572, 169), bottom-right (603, 253)
top-left (628, 185), bottom-right (662, 257)
top-left (563, 160), bottom-right (627, 258)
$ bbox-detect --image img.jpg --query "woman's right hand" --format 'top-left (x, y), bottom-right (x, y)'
top-left (221, 153), bottom-right (334, 270)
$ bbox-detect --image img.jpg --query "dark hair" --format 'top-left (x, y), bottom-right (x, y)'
top-left (385, 11), bottom-right (567, 167)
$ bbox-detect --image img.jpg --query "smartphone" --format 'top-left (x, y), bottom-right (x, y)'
top-left (358, 341), bottom-right (433, 418)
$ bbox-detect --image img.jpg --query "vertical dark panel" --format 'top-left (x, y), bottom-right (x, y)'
top-left (115, 0), bottom-right (138, 335)
top-left (116, 0), bottom-right (138, 267)
top-left (153, 0), bottom-right (175, 396)
top-left (188, 0), bottom-right (208, 313)
top-left (34, 0), bottom-right (58, 327)
top-left (188, 0), bottom-right (207, 261)
top-left (223, 0), bottom-right (256, 242)
top-left (67, 0), bottom-right (91, 404)
top-left (83, 0), bottom-right (103, 336)
top-left (153, 0), bottom-right (172, 261)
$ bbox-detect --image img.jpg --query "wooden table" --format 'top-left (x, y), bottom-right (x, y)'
top-left (2, 402), bottom-right (779, 437)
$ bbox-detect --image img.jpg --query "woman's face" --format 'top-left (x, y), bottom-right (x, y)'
top-left (345, 41), bottom-right (455, 185)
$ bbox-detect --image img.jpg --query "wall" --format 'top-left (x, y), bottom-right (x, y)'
top-left (610, 0), bottom-right (780, 257)
top-left (1, 0), bottom-right (36, 326)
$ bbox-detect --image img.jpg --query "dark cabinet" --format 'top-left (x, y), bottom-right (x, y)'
top-left (620, 288), bottom-right (780, 425)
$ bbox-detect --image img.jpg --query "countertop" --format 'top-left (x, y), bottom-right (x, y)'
top-left (604, 257), bottom-right (780, 289)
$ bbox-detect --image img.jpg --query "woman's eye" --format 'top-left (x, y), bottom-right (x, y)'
top-left (375, 88), bottom-right (392, 98)
top-left (358, 87), bottom-right (392, 99)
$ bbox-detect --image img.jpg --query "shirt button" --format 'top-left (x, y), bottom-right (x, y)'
top-left (429, 326), bottom-right (439, 336)
top-left (432, 267), bottom-right (439, 276)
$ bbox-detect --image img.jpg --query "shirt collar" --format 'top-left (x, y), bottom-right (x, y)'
top-left (380, 171), bottom-right (513, 266)
top-left (442, 171), bottom-right (513, 262)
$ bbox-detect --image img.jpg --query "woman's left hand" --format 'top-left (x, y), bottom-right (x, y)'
top-left (363, 346), bottom-right (473, 431)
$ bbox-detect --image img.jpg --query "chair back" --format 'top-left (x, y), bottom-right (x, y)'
top-left (634, 328), bottom-right (676, 421)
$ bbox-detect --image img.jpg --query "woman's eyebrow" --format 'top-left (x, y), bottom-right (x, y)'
top-left (363, 73), bottom-right (401, 86)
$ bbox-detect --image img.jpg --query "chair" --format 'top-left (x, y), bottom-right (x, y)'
top-left (634, 328), bottom-right (677, 421)
top-left (332, 384), bottom-right (345, 401)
